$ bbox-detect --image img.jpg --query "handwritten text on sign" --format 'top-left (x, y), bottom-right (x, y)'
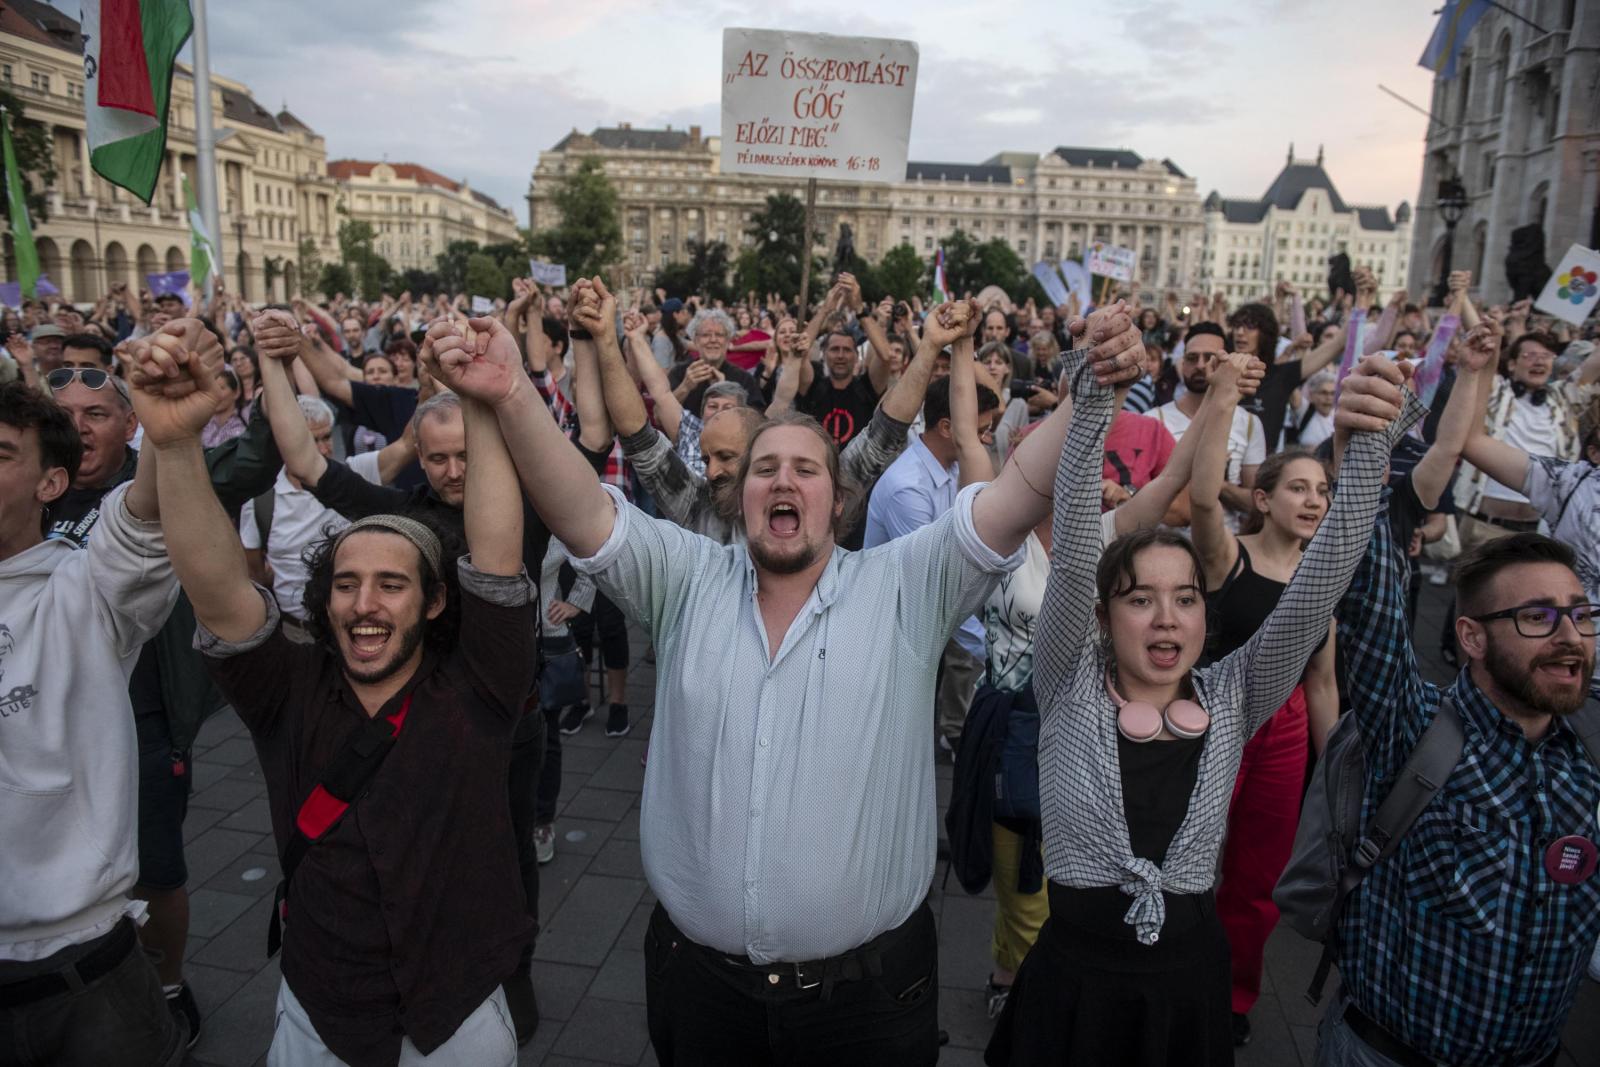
top-left (1085, 242), bottom-right (1136, 283)
top-left (721, 28), bottom-right (918, 184)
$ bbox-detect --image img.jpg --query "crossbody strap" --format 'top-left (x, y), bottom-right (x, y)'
top-left (1306, 695), bottom-right (1465, 1004)
top-left (266, 694), bottom-right (412, 957)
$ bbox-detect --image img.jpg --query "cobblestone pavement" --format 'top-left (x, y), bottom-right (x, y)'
top-left (180, 586), bottom-right (1596, 1066)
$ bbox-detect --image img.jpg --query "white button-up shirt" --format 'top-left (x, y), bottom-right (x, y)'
top-left (572, 481), bottom-right (1023, 962)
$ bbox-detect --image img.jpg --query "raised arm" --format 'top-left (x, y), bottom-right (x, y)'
top-left (949, 316), bottom-right (994, 487)
top-left (1297, 318), bottom-right (1348, 381)
top-left (603, 307), bottom-right (654, 437)
top-left (428, 337), bottom-right (523, 577)
top-left (839, 273), bottom-right (888, 395)
top-left (1230, 356), bottom-right (1423, 731)
top-left (568, 281), bottom-right (616, 454)
top-left (1413, 321), bottom-right (1505, 509)
top-left (428, 311), bottom-right (614, 558)
top-left (1188, 354), bottom-right (1249, 588)
top-left (127, 323), bottom-right (266, 643)
top-left (292, 320), bottom-right (358, 406)
top-left (254, 311), bottom-right (329, 488)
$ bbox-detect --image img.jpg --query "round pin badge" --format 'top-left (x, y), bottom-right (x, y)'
top-left (1543, 835), bottom-right (1599, 885)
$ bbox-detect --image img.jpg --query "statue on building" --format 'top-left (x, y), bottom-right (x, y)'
top-left (833, 223), bottom-right (856, 273)
top-left (1505, 224), bottom-right (1552, 302)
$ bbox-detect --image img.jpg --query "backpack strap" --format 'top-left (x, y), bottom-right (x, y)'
top-left (266, 693), bottom-right (412, 957)
top-left (1564, 697), bottom-right (1600, 770)
top-left (1306, 695), bottom-right (1465, 1004)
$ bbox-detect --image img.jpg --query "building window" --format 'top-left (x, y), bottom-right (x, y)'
top-left (30, 72), bottom-right (49, 93)
top-left (1, 65), bottom-right (11, 84)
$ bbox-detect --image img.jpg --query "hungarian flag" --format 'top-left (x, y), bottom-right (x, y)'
top-left (1, 108), bottom-right (39, 299)
top-left (82, 0), bottom-right (193, 204)
top-left (930, 247), bottom-right (949, 306)
top-left (183, 173), bottom-right (217, 286)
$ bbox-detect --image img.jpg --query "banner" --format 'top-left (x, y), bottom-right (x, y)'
top-left (1058, 260), bottom-right (1092, 310)
top-left (183, 174), bottom-right (218, 286)
top-left (146, 269), bottom-right (192, 307)
top-left (1534, 243), bottom-right (1600, 327)
top-left (528, 259), bottom-right (566, 287)
top-left (81, 0), bottom-right (193, 203)
top-left (2, 108), bottom-right (39, 299)
top-left (1030, 262), bottom-right (1069, 308)
top-left (721, 28), bottom-right (918, 183)
top-left (470, 295), bottom-right (495, 314)
top-left (0, 275), bottom-right (59, 308)
top-left (1085, 242), bottom-right (1136, 283)
top-left (1412, 313), bottom-right (1459, 408)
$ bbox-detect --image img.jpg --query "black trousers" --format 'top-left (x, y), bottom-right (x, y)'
top-left (644, 902), bottom-right (939, 1067)
top-left (571, 591), bottom-right (629, 672)
top-left (508, 706), bottom-right (546, 943)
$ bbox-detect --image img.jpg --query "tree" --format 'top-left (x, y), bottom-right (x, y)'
top-left (464, 252), bottom-right (507, 300)
top-left (927, 230), bottom-right (1036, 302)
top-left (262, 255), bottom-right (283, 297)
top-left (333, 211), bottom-right (393, 300)
top-left (657, 238), bottom-right (733, 303)
top-left (435, 239), bottom-right (480, 294)
top-left (296, 237), bottom-right (322, 297)
top-left (528, 156), bottom-right (621, 280)
top-left (317, 262), bottom-right (353, 299)
top-left (0, 90), bottom-right (56, 227)
top-left (732, 193), bottom-right (822, 305)
top-left (876, 244), bottom-right (924, 303)
top-left (400, 268), bottom-right (441, 296)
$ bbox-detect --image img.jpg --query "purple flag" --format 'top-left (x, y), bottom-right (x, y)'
top-left (1335, 308), bottom-right (1367, 392)
top-left (146, 270), bottom-right (192, 308)
top-left (1412, 314), bottom-right (1459, 410)
top-left (0, 274), bottom-right (61, 307)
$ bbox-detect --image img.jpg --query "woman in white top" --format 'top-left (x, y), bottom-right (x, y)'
top-left (1290, 368), bottom-right (1337, 450)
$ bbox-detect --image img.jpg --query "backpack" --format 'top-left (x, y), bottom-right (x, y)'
top-left (1275, 693), bottom-right (1600, 1005)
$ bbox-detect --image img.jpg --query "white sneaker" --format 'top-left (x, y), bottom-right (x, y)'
top-left (534, 824), bottom-right (555, 865)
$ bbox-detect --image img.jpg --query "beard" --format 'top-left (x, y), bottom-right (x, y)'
top-left (1482, 638), bottom-right (1594, 718)
top-left (334, 616), bottom-right (428, 686)
top-left (748, 533), bottom-right (823, 575)
top-left (1183, 374), bottom-right (1208, 394)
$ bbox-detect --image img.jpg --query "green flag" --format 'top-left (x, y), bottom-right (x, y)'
top-left (2, 109), bottom-right (40, 300)
top-left (184, 174), bottom-right (218, 287)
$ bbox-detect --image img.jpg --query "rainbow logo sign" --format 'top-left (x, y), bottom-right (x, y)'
top-left (1556, 265), bottom-right (1598, 305)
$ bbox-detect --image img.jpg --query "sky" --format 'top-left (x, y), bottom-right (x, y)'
top-left (67, 0), bottom-right (1448, 227)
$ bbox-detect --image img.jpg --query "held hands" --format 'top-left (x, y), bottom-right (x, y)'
top-left (1206, 350), bottom-right (1264, 401)
top-left (251, 309), bottom-right (302, 363)
top-left (1457, 320), bottom-right (1504, 374)
top-left (126, 320), bottom-right (225, 447)
top-left (1335, 354), bottom-right (1411, 436)
top-left (919, 298), bottom-right (979, 349)
top-left (1082, 301), bottom-right (1141, 387)
top-left (423, 317), bottom-right (527, 408)
top-left (569, 277), bottom-right (618, 344)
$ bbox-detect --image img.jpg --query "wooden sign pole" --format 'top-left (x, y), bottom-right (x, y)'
top-left (797, 177), bottom-right (819, 315)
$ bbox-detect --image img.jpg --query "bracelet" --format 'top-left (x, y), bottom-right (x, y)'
top-left (569, 327), bottom-right (593, 341)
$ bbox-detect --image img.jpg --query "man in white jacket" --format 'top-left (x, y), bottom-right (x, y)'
top-left (0, 374), bottom-right (183, 1064)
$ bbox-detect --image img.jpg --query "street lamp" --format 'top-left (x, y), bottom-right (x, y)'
top-left (1431, 172), bottom-right (1468, 306)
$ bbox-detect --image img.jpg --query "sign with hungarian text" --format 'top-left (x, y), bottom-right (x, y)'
top-left (1085, 242), bottom-right (1136, 283)
top-left (721, 28), bottom-right (918, 184)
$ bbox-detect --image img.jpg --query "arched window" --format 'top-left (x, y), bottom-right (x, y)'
top-left (1456, 58), bottom-right (1473, 122)
top-left (1472, 221), bottom-right (1488, 280)
top-left (1481, 153), bottom-right (1496, 191)
top-left (1493, 34), bottom-right (1511, 114)
top-left (1532, 182), bottom-right (1550, 231)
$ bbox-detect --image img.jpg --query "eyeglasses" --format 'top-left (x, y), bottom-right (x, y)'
top-left (1470, 603), bottom-right (1599, 638)
top-left (46, 366), bottom-right (130, 402)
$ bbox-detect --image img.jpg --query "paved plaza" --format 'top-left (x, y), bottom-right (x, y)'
top-left (177, 587), bottom-right (1597, 1066)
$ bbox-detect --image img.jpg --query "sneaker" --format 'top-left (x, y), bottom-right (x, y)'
top-left (166, 982), bottom-right (201, 1050)
top-left (984, 979), bottom-right (1011, 1020)
top-left (606, 703), bottom-right (631, 737)
top-left (502, 971), bottom-right (539, 1046)
top-left (1231, 1012), bottom-right (1252, 1048)
top-left (533, 823), bottom-right (555, 865)
top-left (558, 702), bottom-right (592, 735)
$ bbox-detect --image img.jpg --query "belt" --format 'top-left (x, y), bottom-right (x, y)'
top-left (0, 919), bottom-right (136, 1009)
top-left (1342, 1003), bottom-right (1558, 1067)
top-left (1472, 512), bottom-right (1541, 532)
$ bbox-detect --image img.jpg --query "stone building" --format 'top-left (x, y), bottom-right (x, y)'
top-left (326, 160), bottom-right (520, 273)
top-left (1202, 147), bottom-right (1413, 304)
top-left (528, 125), bottom-right (1204, 291)
top-left (0, 0), bottom-right (340, 303)
top-left (1410, 0), bottom-right (1598, 302)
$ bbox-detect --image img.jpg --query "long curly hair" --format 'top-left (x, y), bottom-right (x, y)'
top-left (299, 511), bottom-right (464, 658)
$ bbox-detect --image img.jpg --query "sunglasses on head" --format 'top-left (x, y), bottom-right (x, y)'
top-left (46, 366), bottom-right (130, 401)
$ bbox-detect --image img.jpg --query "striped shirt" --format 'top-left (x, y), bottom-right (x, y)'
top-left (1333, 499), bottom-right (1600, 1066)
top-left (675, 410), bottom-right (707, 478)
top-left (570, 481), bottom-right (1025, 962)
top-left (1031, 349), bottom-right (1420, 944)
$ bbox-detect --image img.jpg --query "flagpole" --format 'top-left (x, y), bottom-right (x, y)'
top-left (189, 0), bottom-right (224, 297)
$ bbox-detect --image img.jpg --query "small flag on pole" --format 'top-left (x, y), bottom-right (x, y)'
top-left (184, 174), bottom-right (219, 286)
top-left (930, 247), bottom-right (949, 306)
top-left (1419, 0), bottom-right (1491, 80)
top-left (81, 0), bottom-right (194, 204)
top-left (1, 108), bottom-right (40, 300)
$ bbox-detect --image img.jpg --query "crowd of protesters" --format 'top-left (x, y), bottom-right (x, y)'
top-left (0, 255), bottom-right (1598, 1067)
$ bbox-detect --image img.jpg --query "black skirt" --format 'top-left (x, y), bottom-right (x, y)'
top-left (985, 883), bottom-right (1233, 1067)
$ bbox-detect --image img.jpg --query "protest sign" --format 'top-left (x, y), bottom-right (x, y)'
top-left (1058, 260), bottom-right (1092, 310)
top-left (470, 295), bottom-right (495, 315)
top-left (528, 259), bottom-right (567, 288)
top-left (721, 28), bottom-right (918, 183)
top-left (1534, 243), bottom-right (1600, 326)
top-left (1085, 242), bottom-right (1136, 283)
top-left (0, 274), bottom-right (58, 308)
top-left (1030, 263), bottom-right (1069, 308)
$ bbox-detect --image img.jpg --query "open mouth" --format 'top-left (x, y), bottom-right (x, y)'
top-left (768, 502), bottom-right (800, 538)
top-left (1147, 641), bottom-right (1181, 670)
top-left (347, 623), bottom-right (393, 661)
top-left (1536, 658), bottom-right (1584, 684)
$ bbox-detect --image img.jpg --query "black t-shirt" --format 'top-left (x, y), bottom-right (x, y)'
top-left (797, 365), bottom-right (881, 448)
top-left (1248, 358), bottom-right (1303, 452)
top-left (347, 382), bottom-right (424, 490)
top-left (665, 360), bottom-right (766, 415)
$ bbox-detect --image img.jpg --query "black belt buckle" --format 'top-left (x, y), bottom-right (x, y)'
top-left (793, 962), bottom-right (821, 991)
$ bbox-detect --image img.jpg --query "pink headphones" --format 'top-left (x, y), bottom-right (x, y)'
top-left (1106, 673), bottom-right (1210, 742)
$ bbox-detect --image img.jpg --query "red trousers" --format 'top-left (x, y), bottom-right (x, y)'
top-left (1216, 686), bottom-right (1308, 1015)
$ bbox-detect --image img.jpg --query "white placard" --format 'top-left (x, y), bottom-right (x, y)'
top-left (1534, 243), bottom-right (1600, 326)
top-left (470, 295), bottom-right (495, 315)
top-left (1031, 262), bottom-right (1069, 308)
top-left (528, 259), bottom-right (567, 288)
top-left (721, 28), bottom-right (918, 184)
top-left (1058, 260), bottom-right (1093, 309)
top-left (1085, 242), bottom-right (1136, 283)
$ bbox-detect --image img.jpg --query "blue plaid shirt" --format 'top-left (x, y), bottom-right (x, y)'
top-left (1334, 498), bottom-right (1600, 1066)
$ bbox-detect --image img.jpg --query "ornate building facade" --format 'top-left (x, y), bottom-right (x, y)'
top-left (326, 160), bottom-right (520, 273)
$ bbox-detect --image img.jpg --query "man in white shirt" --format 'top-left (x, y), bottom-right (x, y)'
top-left (1150, 323), bottom-right (1265, 526)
